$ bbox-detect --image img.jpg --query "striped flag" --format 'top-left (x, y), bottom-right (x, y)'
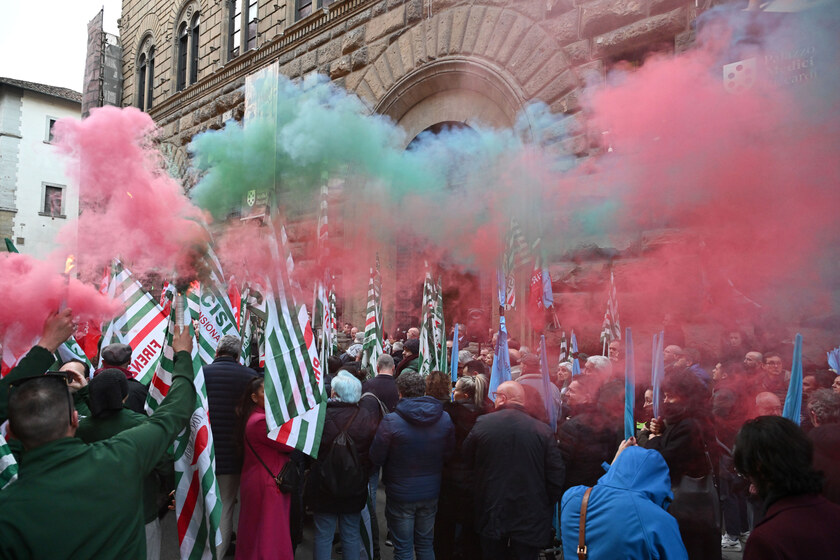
top-left (0, 433), bottom-right (18, 490)
top-left (195, 247), bottom-right (239, 366)
top-left (600, 270), bottom-right (621, 347)
top-left (328, 283), bottom-right (339, 357)
top-left (57, 338), bottom-right (93, 374)
top-left (99, 261), bottom-right (168, 384)
top-left (503, 219), bottom-right (531, 310)
top-left (558, 331), bottom-right (568, 363)
top-left (418, 266), bottom-right (445, 376)
top-left (361, 261), bottom-right (383, 372)
top-left (145, 291), bottom-right (222, 560)
top-left (262, 222), bottom-right (325, 454)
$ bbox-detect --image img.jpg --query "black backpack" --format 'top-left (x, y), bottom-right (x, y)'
top-left (319, 407), bottom-right (367, 499)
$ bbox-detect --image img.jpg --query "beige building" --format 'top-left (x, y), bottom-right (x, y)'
top-left (117, 0), bottom-right (706, 337)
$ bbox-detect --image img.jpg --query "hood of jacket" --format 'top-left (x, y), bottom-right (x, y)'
top-left (597, 446), bottom-right (673, 509)
top-left (395, 395), bottom-right (444, 426)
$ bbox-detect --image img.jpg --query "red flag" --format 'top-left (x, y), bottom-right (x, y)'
top-left (228, 282), bottom-right (242, 330)
top-left (528, 262), bottom-right (547, 333)
top-left (74, 320), bottom-right (102, 361)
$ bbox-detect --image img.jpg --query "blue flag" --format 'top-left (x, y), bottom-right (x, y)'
top-left (450, 323), bottom-right (460, 387)
top-left (539, 335), bottom-right (558, 431)
top-left (571, 331), bottom-right (580, 377)
top-left (783, 333), bottom-right (803, 425)
top-left (488, 316), bottom-right (511, 403)
top-left (624, 327), bottom-right (635, 440)
top-left (651, 331), bottom-right (665, 419)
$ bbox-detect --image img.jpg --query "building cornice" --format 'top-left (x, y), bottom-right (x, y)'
top-left (148, 0), bottom-right (378, 122)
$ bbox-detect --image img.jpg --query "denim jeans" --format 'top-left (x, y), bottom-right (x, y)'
top-left (313, 511), bottom-right (361, 560)
top-left (369, 469), bottom-right (381, 559)
top-left (385, 496), bottom-right (438, 560)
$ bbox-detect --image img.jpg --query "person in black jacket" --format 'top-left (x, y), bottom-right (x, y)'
top-left (435, 374), bottom-right (486, 560)
top-left (306, 371), bottom-right (378, 560)
top-left (97, 343), bottom-right (149, 415)
top-left (203, 334), bottom-right (257, 557)
top-left (463, 381), bottom-right (565, 560)
top-left (644, 369), bottom-right (719, 560)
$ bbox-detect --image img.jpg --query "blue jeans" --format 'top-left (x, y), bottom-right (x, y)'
top-left (385, 497), bottom-right (437, 560)
top-left (313, 511), bottom-right (361, 560)
top-left (369, 470), bottom-right (380, 559)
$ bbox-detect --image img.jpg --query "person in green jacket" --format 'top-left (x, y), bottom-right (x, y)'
top-left (0, 314), bottom-right (195, 560)
top-left (76, 369), bottom-right (174, 560)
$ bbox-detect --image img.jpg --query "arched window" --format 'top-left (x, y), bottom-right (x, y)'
top-left (175, 6), bottom-right (201, 92)
top-left (176, 22), bottom-right (188, 91)
top-left (136, 38), bottom-right (155, 111)
top-left (190, 13), bottom-right (200, 85)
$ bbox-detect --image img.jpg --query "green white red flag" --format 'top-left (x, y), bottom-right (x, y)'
top-left (0, 433), bottom-right (17, 490)
top-left (145, 290), bottom-right (222, 560)
top-left (261, 222), bottom-right (326, 456)
top-left (361, 260), bottom-right (383, 371)
top-left (99, 261), bottom-right (168, 383)
top-left (419, 266), bottom-right (446, 376)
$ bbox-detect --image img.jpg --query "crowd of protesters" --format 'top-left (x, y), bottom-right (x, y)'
top-left (1, 311), bottom-right (840, 560)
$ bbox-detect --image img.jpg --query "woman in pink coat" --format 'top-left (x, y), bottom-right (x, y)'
top-left (235, 377), bottom-right (294, 560)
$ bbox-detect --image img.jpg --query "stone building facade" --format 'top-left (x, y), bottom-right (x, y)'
top-left (117, 0), bottom-right (706, 340)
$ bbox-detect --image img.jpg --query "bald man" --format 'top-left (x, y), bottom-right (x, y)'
top-left (755, 392), bottom-right (783, 417)
top-left (463, 381), bottom-right (565, 560)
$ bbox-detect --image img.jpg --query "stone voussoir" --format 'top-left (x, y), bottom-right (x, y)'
top-left (367, 4), bottom-right (406, 42)
top-left (591, 6), bottom-right (688, 58)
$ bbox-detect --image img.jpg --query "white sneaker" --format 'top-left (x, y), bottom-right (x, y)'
top-left (721, 534), bottom-right (742, 551)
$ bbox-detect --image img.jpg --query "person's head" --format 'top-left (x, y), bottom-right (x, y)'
top-left (396, 371), bottom-right (425, 399)
top-left (557, 362), bottom-right (573, 385)
top-left (327, 355), bottom-right (343, 374)
top-left (343, 322), bottom-right (353, 335)
top-left (608, 340), bottom-right (622, 363)
top-left (733, 416), bottom-right (822, 501)
top-left (464, 359), bottom-right (487, 377)
top-left (804, 370), bottom-right (836, 399)
top-left (727, 330), bottom-right (744, 348)
top-left (493, 381), bottom-right (525, 409)
top-left (59, 359), bottom-right (90, 379)
top-left (87, 369), bottom-right (129, 418)
top-left (520, 354), bottom-right (540, 375)
top-left (392, 341), bottom-right (404, 354)
top-left (807, 388), bottom-right (840, 427)
top-left (406, 327), bottom-right (420, 340)
top-left (376, 354), bottom-right (395, 375)
top-left (100, 343), bottom-right (132, 368)
top-left (676, 347), bottom-right (700, 369)
top-left (403, 338), bottom-right (419, 358)
top-left (643, 387), bottom-right (654, 411)
top-left (8, 375), bottom-right (77, 449)
top-left (332, 371), bottom-right (362, 403)
top-left (743, 351), bottom-right (764, 373)
top-left (565, 376), bottom-right (596, 407)
top-left (712, 362), bottom-right (726, 382)
top-left (216, 334), bottom-right (241, 359)
top-left (661, 369), bottom-right (709, 416)
top-left (663, 345), bottom-right (683, 366)
top-left (350, 326), bottom-right (359, 338)
top-left (763, 352), bottom-right (784, 377)
top-left (584, 355), bottom-right (612, 378)
top-left (353, 332), bottom-right (365, 345)
top-left (833, 374), bottom-right (840, 395)
top-left (458, 350), bottom-right (473, 367)
top-left (425, 371), bottom-right (451, 401)
top-left (754, 392), bottom-right (783, 417)
top-left (454, 375), bottom-right (486, 408)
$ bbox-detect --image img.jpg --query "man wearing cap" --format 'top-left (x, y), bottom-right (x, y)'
top-left (0, 320), bottom-right (196, 559)
top-left (395, 338), bottom-right (420, 377)
top-left (98, 342), bottom-right (149, 415)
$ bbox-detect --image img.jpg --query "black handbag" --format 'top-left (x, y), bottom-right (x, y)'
top-left (245, 436), bottom-right (299, 494)
top-left (669, 443), bottom-right (721, 530)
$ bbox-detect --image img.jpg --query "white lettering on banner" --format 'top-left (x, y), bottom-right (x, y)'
top-left (130, 339), bottom-right (163, 376)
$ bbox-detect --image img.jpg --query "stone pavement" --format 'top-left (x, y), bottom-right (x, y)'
top-left (159, 483), bottom-right (744, 559)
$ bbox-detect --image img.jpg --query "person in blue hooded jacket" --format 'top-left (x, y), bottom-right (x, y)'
top-left (561, 439), bottom-right (688, 560)
top-left (369, 370), bottom-right (455, 560)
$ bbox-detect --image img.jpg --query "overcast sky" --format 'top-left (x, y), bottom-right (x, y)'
top-left (0, 0), bottom-right (122, 93)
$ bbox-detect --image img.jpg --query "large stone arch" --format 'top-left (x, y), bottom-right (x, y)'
top-left (350, 3), bottom-right (581, 138)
